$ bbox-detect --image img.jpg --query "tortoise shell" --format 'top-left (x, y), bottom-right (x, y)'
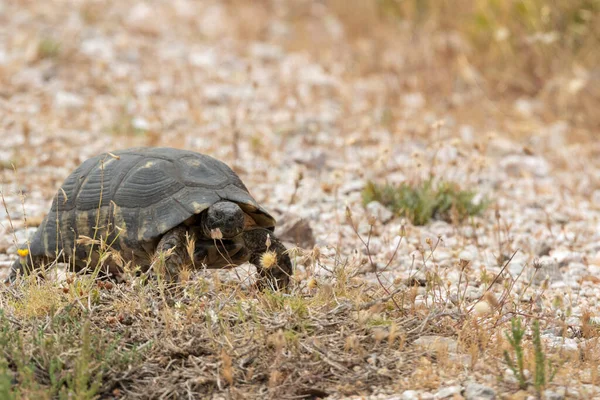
top-left (27, 147), bottom-right (275, 265)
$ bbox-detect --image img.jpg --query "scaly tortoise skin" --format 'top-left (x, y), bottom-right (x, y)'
top-left (8, 147), bottom-right (292, 289)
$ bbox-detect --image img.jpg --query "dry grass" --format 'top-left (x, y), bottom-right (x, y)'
top-left (1, 212), bottom-right (599, 398)
top-left (0, 255), bottom-right (444, 398)
top-left (304, 0), bottom-right (600, 134)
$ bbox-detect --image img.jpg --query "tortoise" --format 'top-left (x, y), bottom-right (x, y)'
top-left (8, 147), bottom-right (292, 289)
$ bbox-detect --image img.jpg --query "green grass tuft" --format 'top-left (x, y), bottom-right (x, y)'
top-left (37, 38), bottom-right (61, 60)
top-left (503, 317), bottom-right (527, 390)
top-left (362, 178), bottom-right (488, 225)
top-left (0, 308), bottom-right (145, 398)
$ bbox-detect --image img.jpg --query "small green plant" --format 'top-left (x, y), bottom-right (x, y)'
top-left (0, 358), bottom-right (16, 400)
top-left (37, 38), bottom-right (61, 59)
top-left (0, 308), bottom-right (144, 398)
top-left (532, 319), bottom-right (546, 392)
top-left (532, 319), bottom-right (559, 395)
top-left (503, 317), bottom-right (527, 390)
top-left (362, 178), bottom-right (488, 225)
top-left (503, 318), bottom-right (558, 393)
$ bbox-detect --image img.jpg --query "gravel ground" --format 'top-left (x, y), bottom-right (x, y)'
top-left (1, 1), bottom-right (599, 398)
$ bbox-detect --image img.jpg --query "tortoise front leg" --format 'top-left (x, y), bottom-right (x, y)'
top-left (244, 228), bottom-right (292, 290)
top-left (155, 225), bottom-right (192, 283)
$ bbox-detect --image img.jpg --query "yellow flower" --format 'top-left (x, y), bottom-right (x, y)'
top-left (17, 248), bottom-right (29, 258)
top-left (260, 251), bottom-right (277, 269)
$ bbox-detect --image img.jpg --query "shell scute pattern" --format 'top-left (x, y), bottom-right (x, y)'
top-left (26, 148), bottom-right (276, 267)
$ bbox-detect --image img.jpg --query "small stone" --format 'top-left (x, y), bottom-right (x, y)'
top-left (80, 37), bottom-right (115, 61)
top-left (126, 2), bottom-right (162, 35)
top-left (552, 281), bottom-right (571, 289)
top-left (366, 201), bottom-right (394, 224)
top-left (402, 92), bottom-right (425, 109)
top-left (189, 49), bottom-right (217, 67)
top-left (500, 155), bottom-right (550, 177)
top-left (292, 150), bottom-right (327, 170)
top-left (460, 125), bottom-right (475, 143)
top-left (401, 390), bottom-right (420, 400)
top-left (566, 262), bottom-right (587, 279)
top-left (531, 256), bottom-right (562, 285)
top-left (487, 136), bottom-right (521, 157)
top-left (514, 97), bottom-right (541, 117)
top-left (276, 215), bottom-right (316, 249)
top-left (503, 368), bottom-right (518, 384)
top-left (542, 334), bottom-right (578, 352)
top-left (135, 81), bottom-right (157, 97)
top-left (592, 190), bottom-right (600, 206)
top-left (299, 64), bottom-right (338, 87)
top-left (131, 117), bottom-right (149, 131)
top-left (543, 390), bottom-right (564, 400)
top-left (464, 382), bottom-right (496, 400)
top-left (413, 336), bottom-right (458, 353)
top-left (535, 240), bottom-right (552, 256)
top-left (550, 250), bottom-right (583, 267)
top-left (508, 261), bottom-right (526, 276)
top-left (54, 91), bottom-right (84, 109)
top-left (434, 249), bottom-right (452, 261)
top-left (249, 42), bottom-right (283, 61)
top-left (458, 250), bottom-right (475, 261)
top-left (340, 180), bottom-right (365, 194)
top-left (434, 385), bottom-right (462, 399)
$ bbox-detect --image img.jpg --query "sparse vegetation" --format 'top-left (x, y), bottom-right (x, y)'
top-left (503, 318), bottom-right (559, 394)
top-left (0, 264), bottom-right (454, 398)
top-left (503, 317), bottom-right (528, 389)
top-left (0, 305), bottom-right (144, 398)
top-left (37, 38), bottom-right (61, 60)
top-left (362, 179), bottom-right (488, 225)
top-left (328, 0), bottom-right (600, 130)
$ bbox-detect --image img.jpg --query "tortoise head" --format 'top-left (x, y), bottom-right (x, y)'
top-left (201, 201), bottom-right (245, 239)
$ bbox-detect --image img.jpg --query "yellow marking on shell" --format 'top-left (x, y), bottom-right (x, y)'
top-left (137, 223), bottom-right (149, 242)
top-left (192, 201), bottom-right (208, 213)
top-left (143, 161), bottom-right (155, 168)
top-left (91, 208), bottom-right (110, 238)
top-left (112, 205), bottom-right (126, 232)
top-left (185, 158), bottom-right (202, 167)
top-left (60, 212), bottom-right (74, 254)
top-left (43, 231), bottom-right (49, 254)
top-left (111, 205), bottom-right (129, 250)
top-left (158, 222), bottom-right (170, 234)
top-left (76, 210), bottom-right (89, 237)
